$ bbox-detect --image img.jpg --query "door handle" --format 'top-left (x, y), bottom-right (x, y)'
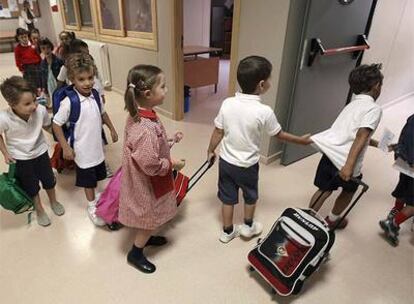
top-left (308, 34), bottom-right (369, 67)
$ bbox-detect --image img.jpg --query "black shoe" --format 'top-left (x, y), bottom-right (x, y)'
top-left (379, 219), bottom-right (399, 247)
top-left (127, 250), bottom-right (156, 273)
top-left (145, 236), bottom-right (168, 247)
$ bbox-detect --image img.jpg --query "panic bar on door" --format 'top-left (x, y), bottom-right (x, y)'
top-left (308, 34), bottom-right (370, 67)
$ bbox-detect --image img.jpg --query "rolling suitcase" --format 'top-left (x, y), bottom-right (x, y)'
top-left (247, 178), bottom-right (369, 296)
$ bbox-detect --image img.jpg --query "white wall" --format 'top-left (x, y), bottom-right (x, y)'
top-left (362, 0), bottom-right (414, 107)
top-left (183, 0), bottom-right (211, 46)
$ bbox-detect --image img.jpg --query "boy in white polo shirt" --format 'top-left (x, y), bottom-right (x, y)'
top-left (0, 76), bottom-right (65, 226)
top-left (52, 53), bottom-right (118, 226)
top-left (207, 56), bottom-right (311, 243)
top-left (310, 64), bottom-right (384, 229)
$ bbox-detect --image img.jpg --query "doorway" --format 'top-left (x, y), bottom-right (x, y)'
top-left (172, 0), bottom-right (240, 122)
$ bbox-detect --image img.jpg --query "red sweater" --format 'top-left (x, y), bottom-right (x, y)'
top-left (14, 44), bottom-right (41, 72)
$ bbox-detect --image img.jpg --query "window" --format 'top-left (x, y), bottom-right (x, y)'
top-left (60, 0), bottom-right (158, 50)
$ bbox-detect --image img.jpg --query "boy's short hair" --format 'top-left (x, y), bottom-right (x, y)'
top-left (15, 28), bottom-right (29, 42)
top-left (237, 56), bottom-right (272, 94)
top-left (348, 63), bottom-right (383, 94)
top-left (66, 52), bottom-right (96, 80)
top-left (39, 37), bottom-right (54, 50)
top-left (0, 76), bottom-right (35, 106)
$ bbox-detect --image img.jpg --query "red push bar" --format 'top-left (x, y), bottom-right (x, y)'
top-left (308, 34), bottom-right (370, 66)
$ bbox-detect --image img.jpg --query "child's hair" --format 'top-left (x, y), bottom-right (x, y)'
top-left (29, 28), bottom-right (40, 38)
top-left (0, 76), bottom-right (35, 106)
top-left (348, 63), bottom-right (383, 94)
top-left (15, 28), bottom-right (29, 42)
top-left (62, 38), bottom-right (88, 60)
top-left (66, 52), bottom-right (96, 80)
top-left (124, 64), bottom-right (162, 122)
top-left (38, 37), bottom-right (54, 50)
top-left (59, 31), bottom-right (76, 42)
top-left (237, 56), bottom-right (272, 94)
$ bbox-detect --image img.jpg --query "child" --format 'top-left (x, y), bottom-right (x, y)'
top-left (379, 114), bottom-right (414, 246)
top-left (52, 53), bottom-right (118, 226)
top-left (29, 28), bottom-right (40, 54)
top-left (0, 76), bottom-right (64, 226)
top-left (119, 65), bottom-right (185, 273)
top-left (14, 28), bottom-right (41, 92)
top-left (54, 31), bottom-right (76, 60)
top-left (39, 37), bottom-right (64, 106)
top-left (207, 56), bottom-right (311, 244)
top-left (310, 64), bottom-right (384, 229)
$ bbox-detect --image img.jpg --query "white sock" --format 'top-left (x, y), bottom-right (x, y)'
top-left (328, 212), bottom-right (340, 221)
top-left (88, 199), bottom-right (97, 208)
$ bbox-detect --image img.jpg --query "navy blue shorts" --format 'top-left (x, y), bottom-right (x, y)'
top-left (392, 173), bottom-right (414, 206)
top-left (218, 158), bottom-right (259, 205)
top-left (75, 161), bottom-right (106, 188)
top-left (15, 151), bottom-right (56, 197)
top-left (314, 154), bottom-right (361, 193)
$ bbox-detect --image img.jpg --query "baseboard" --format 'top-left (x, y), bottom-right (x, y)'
top-left (381, 91), bottom-right (414, 110)
top-left (111, 86), bottom-right (123, 95)
top-left (260, 151), bottom-right (282, 165)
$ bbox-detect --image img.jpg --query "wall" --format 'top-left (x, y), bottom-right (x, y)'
top-left (235, 0), bottom-right (291, 161)
top-left (362, 0), bottom-right (414, 107)
top-left (183, 0), bottom-right (210, 46)
top-left (0, 0), bottom-right (57, 44)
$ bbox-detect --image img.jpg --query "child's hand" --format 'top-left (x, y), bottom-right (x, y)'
top-left (3, 153), bottom-right (15, 165)
top-left (388, 144), bottom-right (397, 152)
top-left (63, 147), bottom-right (75, 161)
top-left (207, 151), bottom-right (216, 165)
top-left (111, 129), bottom-right (119, 143)
top-left (172, 159), bottom-right (186, 171)
top-left (339, 165), bottom-right (353, 182)
top-left (173, 132), bottom-right (184, 143)
top-left (300, 134), bottom-right (313, 145)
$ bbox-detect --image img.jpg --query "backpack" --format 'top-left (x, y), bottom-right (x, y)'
top-left (0, 163), bottom-right (34, 214)
top-left (52, 84), bottom-right (103, 147)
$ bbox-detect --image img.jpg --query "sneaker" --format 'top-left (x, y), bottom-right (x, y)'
top-left (50, 201), bottom-right (65, 216)
top-left (87, 204), bottom-right (106, 226)
top-left (219, 226), bottom-right (240, 243)
top-left (36, 210), bottom-right (51, 227)
top-left (324, 216), bottom-right (348, 230)
top-left (106, 164), bottom-right (113, 178)
top-left (379, 219), bottom-right (400, 247)
top-left (240, 221), bottom-right (263, 239)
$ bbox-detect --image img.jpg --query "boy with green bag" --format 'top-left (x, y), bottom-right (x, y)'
top-left (0, 76), bottom-right (64, 226)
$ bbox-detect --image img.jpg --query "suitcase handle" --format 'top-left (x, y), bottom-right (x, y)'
top-left (187, 157), bottom-right (215, 192)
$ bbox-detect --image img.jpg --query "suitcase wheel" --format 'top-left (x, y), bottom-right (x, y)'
top-left (107, 222), bottom-right (123, 231)
top-left (248, 266), bottom-right (255, 272)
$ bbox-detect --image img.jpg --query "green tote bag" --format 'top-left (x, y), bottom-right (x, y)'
top-left (0, 163), bottom-right (34, 214)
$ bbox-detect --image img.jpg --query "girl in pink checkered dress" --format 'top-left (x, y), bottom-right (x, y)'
top-left (119, 65), bottom-right (185, 274)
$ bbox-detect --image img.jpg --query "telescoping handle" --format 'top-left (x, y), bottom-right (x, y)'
top-left (187, 156), bottom-right (216, 193)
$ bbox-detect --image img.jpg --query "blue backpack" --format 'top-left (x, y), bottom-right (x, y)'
top-left (52, 85), bottom-right (104, 147)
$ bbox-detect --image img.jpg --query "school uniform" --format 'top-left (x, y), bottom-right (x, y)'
top-left (0, 105), bottom-right (55, 197)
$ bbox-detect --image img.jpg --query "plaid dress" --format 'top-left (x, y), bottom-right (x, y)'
top-left (119, 110), bottom-right (177, 230)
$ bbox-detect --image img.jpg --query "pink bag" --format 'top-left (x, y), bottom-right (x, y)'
top-left (96, 168), bottom-right (122, 226)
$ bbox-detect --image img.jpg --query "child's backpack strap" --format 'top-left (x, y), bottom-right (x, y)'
top-left (91, 88), bottom-right (102, 113)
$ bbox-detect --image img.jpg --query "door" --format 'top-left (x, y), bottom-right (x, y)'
top-left (281, 0), bottom-right (377, 165)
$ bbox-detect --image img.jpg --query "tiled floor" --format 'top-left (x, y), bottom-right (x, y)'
top-left (0, 53), bottom-right (413, 304)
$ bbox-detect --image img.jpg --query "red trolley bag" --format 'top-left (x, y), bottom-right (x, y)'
top-left (247, 178), bottom-right (369, 296)
top-left (174, 159), bottom-right (215, 206)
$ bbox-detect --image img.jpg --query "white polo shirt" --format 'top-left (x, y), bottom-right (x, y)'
top-left (0, 105), bottom-right (50, 160)
top-left (53, 89), bottom-right (105, 169)
top-left (214, 92), bottom-right (282, 167)
top-left (311, 94), bottom-right (382, 176)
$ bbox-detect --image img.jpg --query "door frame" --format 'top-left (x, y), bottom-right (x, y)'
top-left (172, 0), bottom-right (241, 120)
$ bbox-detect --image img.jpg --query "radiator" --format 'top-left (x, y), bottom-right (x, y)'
top-left (84, 39), bottom-right (112, 88)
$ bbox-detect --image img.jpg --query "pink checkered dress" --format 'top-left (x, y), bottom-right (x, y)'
top-left (119, 111), bottom-right (177, 230)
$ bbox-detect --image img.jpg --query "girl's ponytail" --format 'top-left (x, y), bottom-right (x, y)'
top-left (124, 83), bottom-right (139, 122)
